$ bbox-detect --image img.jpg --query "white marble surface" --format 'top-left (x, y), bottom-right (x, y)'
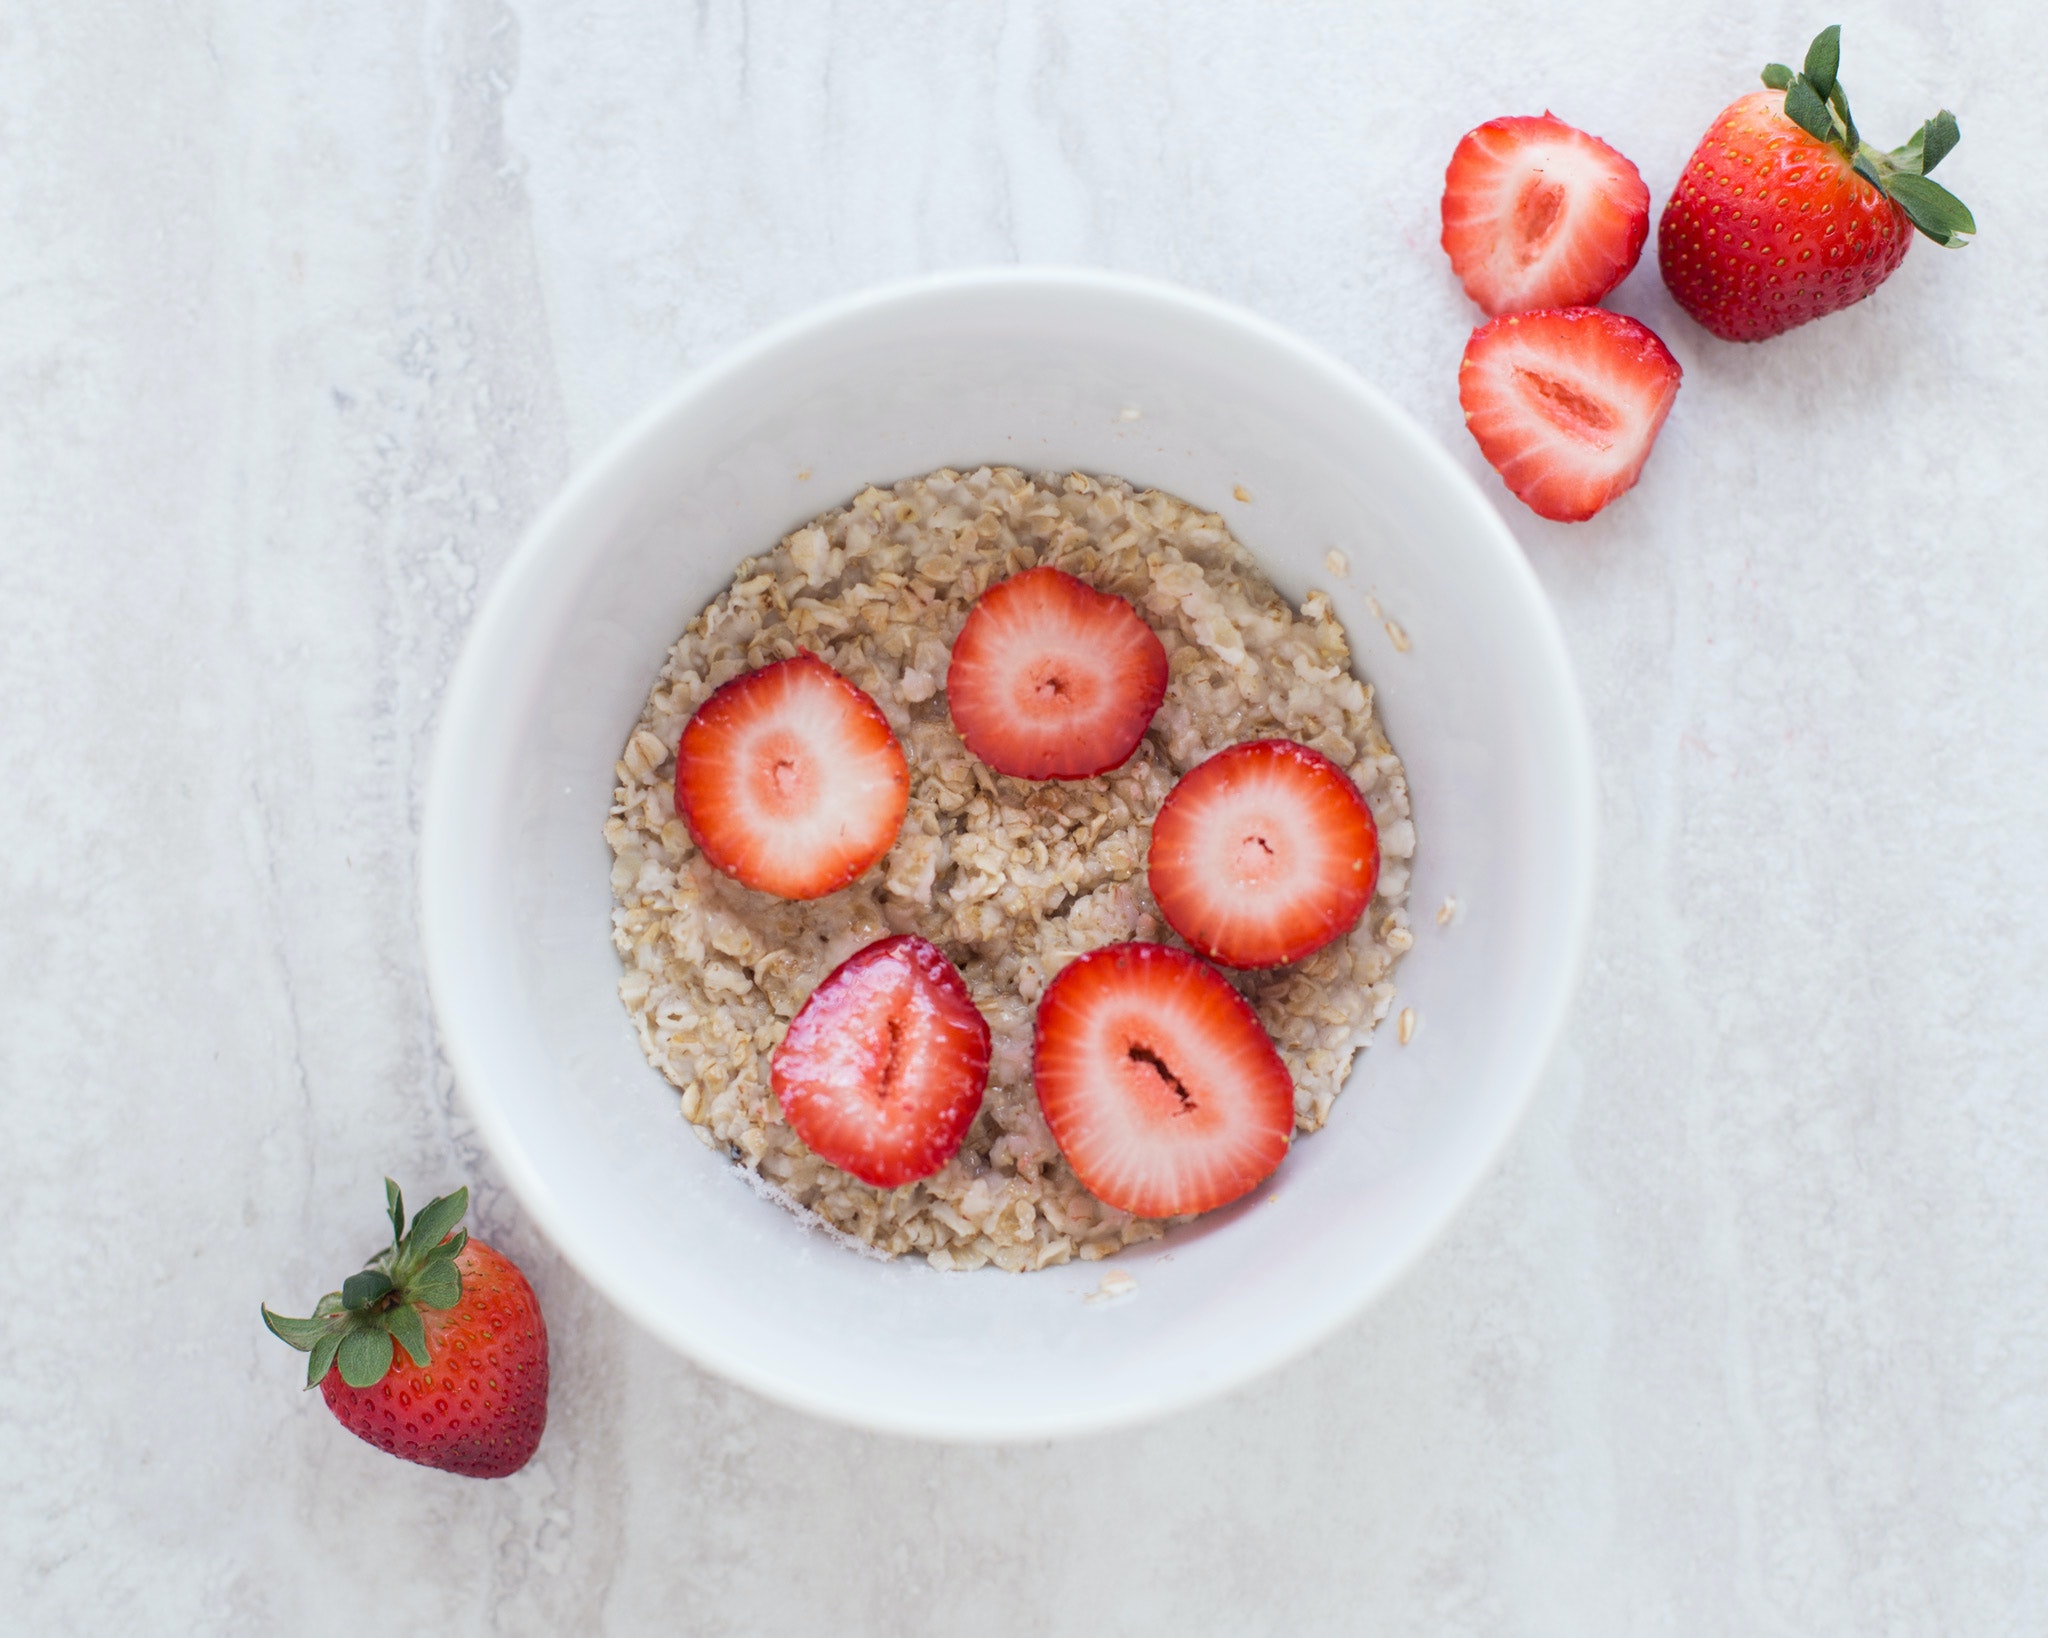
top-left (5, 1), bottom-right (2044, 1631)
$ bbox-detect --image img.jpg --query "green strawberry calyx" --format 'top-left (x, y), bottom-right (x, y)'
top-left (1761, 24), bottom-right (1976, 248)
top-left (262, 1180), bottom-right (469, 1390)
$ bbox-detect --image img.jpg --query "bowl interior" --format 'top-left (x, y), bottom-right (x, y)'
top-left (423, 272), bottom-right (1593, 1439)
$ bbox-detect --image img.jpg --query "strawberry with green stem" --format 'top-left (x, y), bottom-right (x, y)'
top-left (1658, 24), bottom-right (1976, 342)
top-left (263, 1181), bottom-right (548, 1479)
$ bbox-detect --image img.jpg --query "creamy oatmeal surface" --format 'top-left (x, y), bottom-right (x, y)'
top-left (606, 467), bottom-right (1416, 1270)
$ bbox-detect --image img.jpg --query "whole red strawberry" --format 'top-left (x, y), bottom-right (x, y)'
top-left (264, 1182), bottom-right (549, 1479)
top-left (1658, 25), bottom-right (1975, 342)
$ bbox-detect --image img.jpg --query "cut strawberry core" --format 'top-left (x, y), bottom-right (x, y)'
top-left (1232, 832), bottom-right (1280, 883)
top-left (1124, 1043), bottom-right (1191, 1110)
top-left (1514, 179), bottom-right (1566, 257)
top-left (751, 730), bottom-right (819, 811)
top-left (1515, 366), bottom-right (1619, 442)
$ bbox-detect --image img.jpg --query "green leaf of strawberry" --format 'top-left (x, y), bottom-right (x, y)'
top-left (1781, 76), bottom-right (1834, 144)
top-left (385, 1302), bottom-right (432, 1369)
top-left (1921, 112), bottom-right (1961, 175)
top-left (336, 1326), bottom-right (394, 1389)
top-left (402, 1187), bottom-right (470, 1263)
top-left (341, 1269), bottom-right (394, 1309)
top-left (1893, 111), bottom-right (1961, 177)
top-left (1803, 24), bottom-right (1841, 101)
top-left (424, 1227), bottom-right (468, 1264)
top-left (1827, 80), bottom-right (1859, 151)
top-left (1885, 172), bottom-right (1976, 247)
top-left (306, 1329), bottom-right (344, 1390)
top-left (260, 1308), bottom-right (333, 1348)
top-left (410, 1257), bottom-right (462, 1310)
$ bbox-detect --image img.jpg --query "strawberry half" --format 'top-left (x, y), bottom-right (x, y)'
top-left (675, 651), bottom-right (909, 900)
top-left (772, 934), bottom-right (992, 1188)
top-left (1147, 739), bottom-right (1379, 969)
top-left (1033, 942), bottom-right (1294, 1219)
top-left (1458, 307), bottom-right (1682, 523)
top-left (945, 566), bottom-right (1168, 780)
top-left (1440, 113), bottom-right (1650, 316)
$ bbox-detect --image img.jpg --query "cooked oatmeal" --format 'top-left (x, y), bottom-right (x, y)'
top-left (607, 467), bottom-right (1415, 1271)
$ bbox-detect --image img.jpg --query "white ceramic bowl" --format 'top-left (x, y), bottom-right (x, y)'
top-left (421, 268), bottom-right (1594, 1440)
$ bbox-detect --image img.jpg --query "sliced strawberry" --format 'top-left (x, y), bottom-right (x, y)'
top-left (945, 566), bottom-right (1168, 780)
top-left (772, 935), bottom-right (992, 1188)
top-left (1147, 739), bottom-right (1378, 969)
top-left (1441, 114), bottom-right (1650, 315)
top-left (1033, 942), bottom-right (1294, 1218)
top-left (1458, 307), bottom-right (1681, 523)
top-left (675, 652), bottom-right (909, 900)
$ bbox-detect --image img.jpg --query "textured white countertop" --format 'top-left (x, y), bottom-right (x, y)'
top-left (6, 2), bottom-right (2043, 1632)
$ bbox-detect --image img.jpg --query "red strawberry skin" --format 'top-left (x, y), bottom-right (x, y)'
top-left (1458, 306), bottom-right (1682, 523)
top-left (1441, 113), bottom-right (1650, 316)
top-left (675, 651), bottom-right (909, 900)
top-left (1033, 942), bottom-right (1294, 1219)
top-left (1659, 90), bottom-right (1913, 342)
top-left (1148, 739), bottom-right (1379, 969)
top-left (319, 1239), bottom-right (549, 1480)
top-left (773, 934), bottom-right (992, 1188)
top-left (945, 566), bottom-right (1168, 780)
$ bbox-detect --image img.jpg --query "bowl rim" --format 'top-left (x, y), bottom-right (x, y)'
top-left (420, 265), bottom-right (1597, 1439)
